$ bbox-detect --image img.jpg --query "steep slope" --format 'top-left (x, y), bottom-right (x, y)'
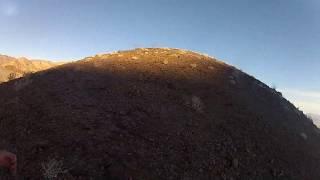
top-left (0, 54), bottom-right (61, 83)
top-left (0, 48), bottom-right (319, 179)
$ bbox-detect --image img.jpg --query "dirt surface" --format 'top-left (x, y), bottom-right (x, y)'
top-left (0, 48), bottom-right (319, 179)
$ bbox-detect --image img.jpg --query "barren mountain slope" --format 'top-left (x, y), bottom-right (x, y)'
top-left (0, 54), bottom-right (61, 83)
top-left (0, 48), bottom-right (319, 179)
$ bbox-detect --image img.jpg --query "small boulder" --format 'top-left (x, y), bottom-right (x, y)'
top-left (190, 64), bottom-right (197, 68)
top-left (300, 132), bottom-right (308, 140)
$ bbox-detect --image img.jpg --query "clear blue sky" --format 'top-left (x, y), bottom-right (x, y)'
top-left (0, 0), bottom-right (319, 113)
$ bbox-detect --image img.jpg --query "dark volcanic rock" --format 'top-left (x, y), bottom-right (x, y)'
top-left (0, 48), bottom-right (319, 179)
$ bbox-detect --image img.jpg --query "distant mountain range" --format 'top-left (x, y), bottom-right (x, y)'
top-left (0, 54), bottom-right (62, 83)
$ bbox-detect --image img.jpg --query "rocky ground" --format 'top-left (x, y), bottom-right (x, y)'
top-left (0, 48), bottom-right (319, 179)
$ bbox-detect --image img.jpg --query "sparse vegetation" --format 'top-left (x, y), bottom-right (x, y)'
top-left (271, 84), bottom-right (282, 96)
top-left (23, 71), bottom-right (33, 77)
top-left (7, 73), bottom-right (17, 81)
top-left (41, 158), bottom-right (68, 179)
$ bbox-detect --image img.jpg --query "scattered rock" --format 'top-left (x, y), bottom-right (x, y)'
top-left (109, 51), bottom-right (119, 55)
top-left (132, 56), bottom-right (138, 60)
top-left (199, 168), bottom-right (203, 173)
top-left (178, 50), bottom-right (187, 54)
top-left (190, 64), bottom-right (197, 68)
top-left (233, 159), bottom-right (239, 168)
top-left (300, 132), bottom-right (308, 140)
top-left (137, 48), bottom-right (149, 51)
top-left (191, 96), bottom-right (204, 113)
top-left (231, 69), bottom-right (242, 79)
top-left (84, 57), bottom-right (94, 61)
top-left (163, 60), bottom-right (169, 65)
top-left (229, 79), bottom-right (236, 85)
top-left (258, 83), bottom-right (267, 89)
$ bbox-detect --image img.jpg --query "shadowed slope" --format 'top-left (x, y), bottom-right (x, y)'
top-left (0, 48), bottom-right (319, 179)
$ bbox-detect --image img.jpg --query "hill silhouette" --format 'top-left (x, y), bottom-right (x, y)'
top-left (0, 48), bottom-right (319, 179)
top-left (0, 54), bottom-right (61, 83)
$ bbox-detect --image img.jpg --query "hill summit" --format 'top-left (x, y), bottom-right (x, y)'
top-left (0, 48), bottom-right (319, 179)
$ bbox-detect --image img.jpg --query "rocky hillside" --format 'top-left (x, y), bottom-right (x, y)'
top-left (0, 48), bottom-right (319, 179)
top-left (0, 54), bottom-right (61, 83)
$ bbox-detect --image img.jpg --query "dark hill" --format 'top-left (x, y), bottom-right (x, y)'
top-left (0, 48), bottom-right (319, 179)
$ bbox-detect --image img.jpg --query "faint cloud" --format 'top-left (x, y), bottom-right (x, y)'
top-left (1, 2), bottom-right (18, 16)
top-left (281, 88), bottom-right (320, 114)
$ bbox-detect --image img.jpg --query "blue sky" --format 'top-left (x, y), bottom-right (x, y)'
top-left (0, 0), bottom-right (319, 114)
